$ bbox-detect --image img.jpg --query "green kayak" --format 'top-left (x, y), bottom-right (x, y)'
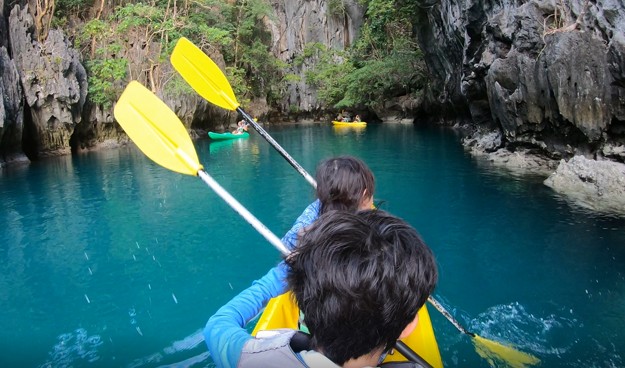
top-left (208, 131), bottom-right (249, 140)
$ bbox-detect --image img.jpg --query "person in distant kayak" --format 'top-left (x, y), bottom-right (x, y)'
top-left (232, 120), bottom-right (248, 135)
top-left (204, 209), bottom-right (438, 368)
top-left (355, 114), bottom-right (361, 122)
top-left (281, 155), bottom-right (375, 251)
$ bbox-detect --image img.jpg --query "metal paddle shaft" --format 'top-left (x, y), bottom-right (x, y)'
top-left (170, 38), bottom-right (317, 189)
top-left (237, 108), bottom-right (317, 188)
top-left (427, 296), bottom-right (475, 337)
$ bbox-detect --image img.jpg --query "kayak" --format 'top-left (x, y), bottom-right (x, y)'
top-left (252, 292), bottom-right (443, 367)
top-left (208, 131), bottom-right (249, 140)
top-left (332, 120), bottom-right (367, 127)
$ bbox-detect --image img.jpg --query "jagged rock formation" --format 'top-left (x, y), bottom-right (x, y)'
top-left (413, 0), bottom-right (625, 161)
top-left (9, 5), bottom-right (88, 158)
top-left (0, 3), bottom-right (228, 162)
top-left (0, 46), bottom-right (27, 167)
top-left (0, 0), bottom-right (27, 167)
top-left (266, 0), bottom-right (364, 115)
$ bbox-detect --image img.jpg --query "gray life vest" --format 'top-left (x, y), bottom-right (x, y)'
top-left (238, 329), bottom-right (308, 368)
top-left (238, 329), bottom-right (428, 368)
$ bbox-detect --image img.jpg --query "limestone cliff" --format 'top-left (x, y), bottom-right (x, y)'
top-left (9, 5), bottom-right (88, 159)
top-left (0, 2), bottom-right (227, 165)
top-left (413, 0), bottom-right (625, 161)
top-left (265, 0), bottom-right (364, 115)
top-left (2, 0), bottom-right (625, 170)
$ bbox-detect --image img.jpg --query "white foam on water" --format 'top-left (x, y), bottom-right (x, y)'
top-left (468, 302), bottom-right (579, 356)
top-left (38, 328), bottom-right (103, 367)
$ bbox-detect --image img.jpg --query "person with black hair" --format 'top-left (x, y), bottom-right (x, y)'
top-left (281, 155), bottom-right (375, 251)
top-left (204, 210), bottom-right (438, 368)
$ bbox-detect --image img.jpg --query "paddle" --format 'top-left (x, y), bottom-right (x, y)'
top-left (113, 80), bottom-right (433, 367)
top-left (114, 81), bottom-right (289, 256)
top-left (170, 37), bottom-right (541, 368)
top-left (170, 37), bottom-right (316, 188)
top-left (427, 297), bottom-right (540, 368)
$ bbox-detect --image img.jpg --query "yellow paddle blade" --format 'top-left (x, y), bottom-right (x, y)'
top-left (473, 335), bottom-right (540, 368)
top-left (113, 81), bottom-right (203, 176)
top-left (171, 37), bottom-right (240, 111)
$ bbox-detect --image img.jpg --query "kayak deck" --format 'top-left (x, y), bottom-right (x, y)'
top-left (252, 292), bottom-right (443, 368)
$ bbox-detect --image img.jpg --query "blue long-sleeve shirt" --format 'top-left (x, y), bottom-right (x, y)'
top-left (204, 200), bottom-right (321, 367)
top-left (204, 262), bottom-right (288, 368)
top-left (280, 200), bottom-right (321, 251)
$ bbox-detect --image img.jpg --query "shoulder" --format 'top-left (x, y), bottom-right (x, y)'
top-left (239, 330), bottom-right (307, 367)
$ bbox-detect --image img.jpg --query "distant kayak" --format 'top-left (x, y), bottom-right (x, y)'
top-left (208, 131), bottom-right (249, 140)
top-left (332, 120), bottom-right (367, 127)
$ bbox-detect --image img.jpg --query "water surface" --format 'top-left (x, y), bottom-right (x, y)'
top-left (1, 123), bottom-right (623, 367)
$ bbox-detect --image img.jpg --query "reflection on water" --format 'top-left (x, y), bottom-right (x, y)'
top-left (1, 124), bottom-right (624, 367)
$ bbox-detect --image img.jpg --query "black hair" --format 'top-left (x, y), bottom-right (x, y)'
top-left (315, 156), bottom-right (375, 215)
top-left (286, 210), bottom-right (438, 365)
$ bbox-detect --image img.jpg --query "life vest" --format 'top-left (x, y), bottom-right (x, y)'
top-left (238, 329), bottom-right (430, 368)
top-left (238, 329), bottom-right (308, 367)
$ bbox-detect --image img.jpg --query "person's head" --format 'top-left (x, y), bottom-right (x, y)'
top-left (286, 210), bottom-right (438, 366)
top-left (315, 156), bottom-right (375, 215)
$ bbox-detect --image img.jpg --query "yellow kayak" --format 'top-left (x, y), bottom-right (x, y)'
top-left (332, 120), bottom-right (367, 127)
top-left (252, 292), bottom-right (443, 367)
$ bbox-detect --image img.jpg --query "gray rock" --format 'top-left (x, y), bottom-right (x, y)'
top-left (464, 129), bottom-right (558, 176)
top-left (544, 156), bottom-right (625, 215)
top-left (266, 0), bottom-right (365, 112)
top-left (0, 45), bottom-right (28, 166)
top-left (8, 5), bottom-right (87, 157)
top-left (414, 0), bottom-right (625, 158)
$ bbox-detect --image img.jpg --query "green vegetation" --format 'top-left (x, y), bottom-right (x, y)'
top-left (55, 0), bottom-right (283, 107)
top-left (50, 0), bottom-right (425, 111)
top-left (307, 0), bottom-right (426, 110)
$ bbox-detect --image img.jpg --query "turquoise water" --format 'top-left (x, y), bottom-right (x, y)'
top-left (1, 123), bottom-right (624, 367)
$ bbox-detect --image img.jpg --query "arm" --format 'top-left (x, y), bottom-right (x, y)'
top-left (281, 199), bottom-right (320, 251)
top-left (204, 262), bottom-right (288, 368)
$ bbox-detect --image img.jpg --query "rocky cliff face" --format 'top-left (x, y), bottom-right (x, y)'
top-left (2, 0), bottom-right (625, 171)
top-left (265, 0), bottom-right (364, 115)
top-left (9, 5), bottom-right (88, 159)
top-left (414, 0), bottom-right (625, 161)
top-left (0, 3), bottom-right (227, 166)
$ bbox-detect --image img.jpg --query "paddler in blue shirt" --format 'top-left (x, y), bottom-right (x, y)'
top-left (281, 155), bottom-right (375, 251)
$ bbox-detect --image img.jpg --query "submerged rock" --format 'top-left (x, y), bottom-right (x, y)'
top-left (544, 156), bottom-right (625, 215)
top-left (463, 128), bottom-right (558, 176)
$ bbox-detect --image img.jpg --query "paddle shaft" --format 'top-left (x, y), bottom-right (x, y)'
top-left (197, 170), bottom-right (290, 256)
top-left (427, 296), bottom-right (475, 337)
top-left (237, 108), bottom-right (317, 188)
top-left (394, 341), bottom-right (434, 368)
